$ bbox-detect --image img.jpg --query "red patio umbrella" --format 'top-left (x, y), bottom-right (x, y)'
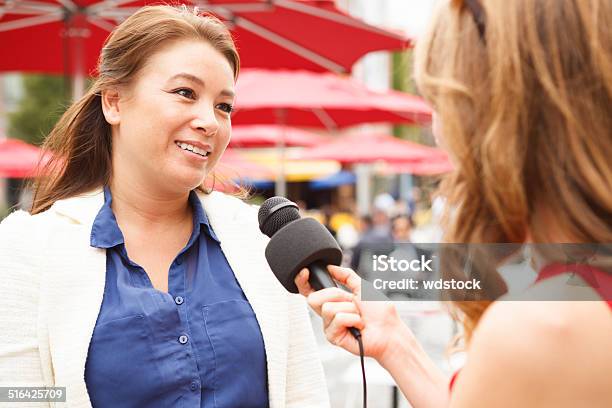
top-left (233, 69), bottom-right (432, 129)
top-left (229, 125), bottom-right (327, 147)
top-left (0, 0), bottom-right (408, 76)
top-left (295, 133), bottom-right (443, 164)
top-left (0, 138), bottom-right (51, 178)
top-left (233, 70), bottom-right (432, 194)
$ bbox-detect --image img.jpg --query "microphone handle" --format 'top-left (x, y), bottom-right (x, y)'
top-left (308, 260), bottom-right (338, 291)
top-left (307, 260), bottom-right (362, 340)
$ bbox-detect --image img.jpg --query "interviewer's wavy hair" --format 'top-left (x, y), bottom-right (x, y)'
top-left (414, 0), bottom-right (612, 341)
top-left (30, 5), bottom-right (240, 215)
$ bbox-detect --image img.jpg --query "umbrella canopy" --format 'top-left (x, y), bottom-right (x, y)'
top-left (241, 150), bottom-right (340, 181)
top-left (0, 138), bottom-right (51, 178)
top-left (233, 69), bottom-right (432, 129)
top-left (295, 133), bottom-right (443, 164)
top-left (0, 0), bottom-right (408, 75)
top-left (309, 170), bottom-right (355, 190)
top-left (215, 148), bottom-right (275, 181)
top-left (229, 125), bottom-right (327, 148)
top-left (382, 158), bottom-right (454, 176)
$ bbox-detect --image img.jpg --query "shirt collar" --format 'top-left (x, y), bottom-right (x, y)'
top-left (189, 187), bottom-right (220, 243)
top-left (90, 186), bottom-right (219, 249)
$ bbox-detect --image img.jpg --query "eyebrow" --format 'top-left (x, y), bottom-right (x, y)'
top-left (168, 72), bottom-right (235, 98)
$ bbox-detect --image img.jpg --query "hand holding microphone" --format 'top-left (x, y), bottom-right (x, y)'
top-left (294, 265), bottom-right (404, 365)
top-left (258, 197), bottom-right (425, 408)
top-left (258, 197), bottom-right (405, 364)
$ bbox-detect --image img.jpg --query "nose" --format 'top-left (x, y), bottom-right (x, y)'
top-left (190, 107), bottom-right (219, 137)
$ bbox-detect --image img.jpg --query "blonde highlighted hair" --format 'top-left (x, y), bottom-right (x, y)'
top-left (30, 5), bottom-right (242, 215)
top-left (414, 0), bottom-right (612, 340)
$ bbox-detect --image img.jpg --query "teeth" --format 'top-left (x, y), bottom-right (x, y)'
top-left (176, 141), bottom-right (209, 157)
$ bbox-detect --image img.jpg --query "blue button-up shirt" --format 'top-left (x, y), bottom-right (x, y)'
top-left (85, 186), bottom-right (269, 407)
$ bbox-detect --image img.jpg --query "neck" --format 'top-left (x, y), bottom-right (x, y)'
top-left (109, 177), bottom-right (192, 229)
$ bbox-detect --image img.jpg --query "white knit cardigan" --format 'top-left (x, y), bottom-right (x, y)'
top-left (0, 189), bottom-right (330, 408)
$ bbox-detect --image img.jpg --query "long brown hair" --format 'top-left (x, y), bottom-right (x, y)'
top-left (30, 5), bottom-right (240, 215)
top-left (414, 0), bottom-right (612, 340)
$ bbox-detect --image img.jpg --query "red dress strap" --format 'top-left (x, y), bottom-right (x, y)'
top-left (537, 263), bottom-right (612, 310)
top-left (449, 370), bottom-right (460, 391)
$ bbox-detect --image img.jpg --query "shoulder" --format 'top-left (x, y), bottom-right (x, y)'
top-left (0, 207), bottom-right (73, 272)
top-left (199, 191), bottom-right (261, 226)
top-left (199, 189), bottom-right (253, 209)
top-left (0, 209), bottom-right (53, 242)
top-left (0, 210), bottom-right (34, 257)
top-left (0, 209), bottom-right (33, 230)
top-left (451, 300), bottom-right (612, 406)
top-left (0, 211), bottom-right (49, 290)
top-left (1, 207), bottom-right (67, 237)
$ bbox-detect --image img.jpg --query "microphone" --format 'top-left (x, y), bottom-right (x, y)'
top-left (258, 196), bottom-right (361, 340)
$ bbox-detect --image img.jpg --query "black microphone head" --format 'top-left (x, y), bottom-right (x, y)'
top-left (258, 197), bottom-right (343, 293)
top-left (258, 196), bottom-right (300, 237)
top-left (264, 218), bottom-right (343, 293)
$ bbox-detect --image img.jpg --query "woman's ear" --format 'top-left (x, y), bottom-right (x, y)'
top-left (101, 88), bottom-right (121, 125)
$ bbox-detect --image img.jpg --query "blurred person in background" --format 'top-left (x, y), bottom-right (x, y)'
top-left (296, 0), bottom-right (612, 406)
top-left (294, 199), bottom-right (307, 213)
top-left (0, 6), bottom-right (329, 407)
top-left (391, 214), bottom-right (414, 243)
top-left (350, 208), bottom-right (395, 277)
top-left (320, 204), bottom-right (338, 238)
top-left (408, 186), bottom-right (422, 217)
top-left (385, 214), bottom-right (423, 299)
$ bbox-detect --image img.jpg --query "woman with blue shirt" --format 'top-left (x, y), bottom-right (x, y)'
top-left (0, 6), bottom-right (329, 407)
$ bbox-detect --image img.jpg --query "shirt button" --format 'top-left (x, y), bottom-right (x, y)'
top-left (175, 256), bottom-right (184, 265)
top-left (190, 380), bottom-right (200, 391)
top-left (178, 334), bottom-right (189, 344)
top-left (175, 296), bottom-right (184, 305)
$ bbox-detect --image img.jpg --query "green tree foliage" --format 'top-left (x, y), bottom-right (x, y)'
top-left (7, 74), bottom-right (69, 146)
top-left (391, 49), bottom-right (429, 144)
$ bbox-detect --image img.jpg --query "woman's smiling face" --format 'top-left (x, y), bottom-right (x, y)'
top-left (109, 39), bottom-right (235, 193)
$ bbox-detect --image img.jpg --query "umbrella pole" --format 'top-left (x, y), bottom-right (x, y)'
top-left (355, 163), bottom-right (372, 216)
top-left (62, 19), bottom-right (71, 102)
top-left (275, 109), bottom-right (287, 197)
top-left (71, 30), bottom-right (85, 101)
top-left (399, 172), bottom-right (413, 204)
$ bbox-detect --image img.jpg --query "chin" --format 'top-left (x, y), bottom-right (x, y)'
top-left (168, 172), bottom-right (207, 193)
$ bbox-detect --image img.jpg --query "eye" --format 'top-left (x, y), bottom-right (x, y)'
top-left (173, 88), bottom-right (196, 100)
top-left (216, 103), bottom-right (234, 114)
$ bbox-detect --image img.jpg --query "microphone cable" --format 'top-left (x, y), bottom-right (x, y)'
top-left (256, 197), bottom-right (368, 406)
top-left (354, 330), bottom-right (367, 408)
